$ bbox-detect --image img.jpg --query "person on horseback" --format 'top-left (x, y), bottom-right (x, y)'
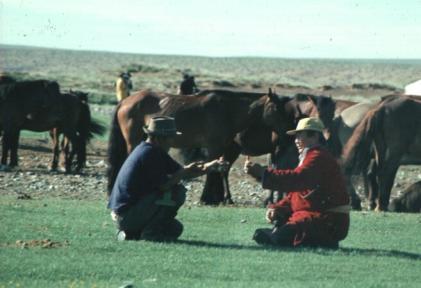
top-left (108, 116), bottom-right (228, 241)
top-left (115, 72), bottom-right (133, 102)
top-left (178, 73), bottom-right (199, 95)
top-left (244, 117), bottom-right (350, 248)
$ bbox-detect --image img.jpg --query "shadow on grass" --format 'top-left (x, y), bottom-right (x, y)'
top-left (177, 239), bottom-right (421, 261)
top-left (336, 247), bottom-right (421, 261)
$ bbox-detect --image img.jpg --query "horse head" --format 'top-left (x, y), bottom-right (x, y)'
top-left (293, 93), bottom-right (336, 140)
top-left (72, 90), bottom-right (89, 103)
top-left (313, 95), bottom-right (335, 130)
top-left (261, 88), bottom-right (295, 136)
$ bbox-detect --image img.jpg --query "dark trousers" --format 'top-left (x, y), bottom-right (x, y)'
top-left (116, 184), bottom-right (186, 241)
top-left (253, 225), bottom-right (297, 247)
top-left (253, 223), bottom-right (340, 249)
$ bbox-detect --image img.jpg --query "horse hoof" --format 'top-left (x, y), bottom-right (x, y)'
top-left (0, 164), bottom-right (11, 172)
top-left (374, 206), bottom-right (387, 212)
top-left (225, 198), bottom-right (234, 205)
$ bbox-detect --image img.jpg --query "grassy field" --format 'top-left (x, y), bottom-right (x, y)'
top-left (2, 44), bottom-right (421, 105)
top-left (1, 196), bottom-right (420, 288)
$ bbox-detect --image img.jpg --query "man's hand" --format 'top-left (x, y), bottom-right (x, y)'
top-left (265, 208), bottom-right (276, 223)
top-left (202, 159), bottom-right (229, 173)
top-left (243, 160), bottom-right (265, 179)
top-left (185, 161), bottom-right (205, 173)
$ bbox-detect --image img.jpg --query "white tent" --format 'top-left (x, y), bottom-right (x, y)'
top-left (404, 80), bottom-right (421, 96)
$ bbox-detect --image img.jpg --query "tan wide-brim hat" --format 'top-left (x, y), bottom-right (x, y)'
top-left (286, 117), bottom-right (325, 135)
top-left (143, 116), bottom-right (182, 136)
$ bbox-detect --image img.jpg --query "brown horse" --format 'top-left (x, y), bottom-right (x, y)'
top-left (107, 89), bottom-right (298, 204)
top-left (49, 91), bottom-right (106, 172)
top-left (342, 95), bottom-right (421, 211)
top-left (0, 80), bottom-right (96, 173)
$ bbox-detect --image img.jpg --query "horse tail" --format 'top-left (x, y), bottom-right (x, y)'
top-left (75, 102), bottom-right (92, 168)
top-left (107, 106), bottom-right (127, 195)
top-left (341, 105), bottom-right (384, 174)
top-left (74, 101), bottom-right (106, 168)
top-left (88, 118), bottom-right (106, 141)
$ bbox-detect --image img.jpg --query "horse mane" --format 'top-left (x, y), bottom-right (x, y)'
top-left (380, 93), bottom-right (402, 103)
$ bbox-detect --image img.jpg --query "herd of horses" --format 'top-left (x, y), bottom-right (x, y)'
top-left (1, 76), bottom-right (420, 212)
top-left (0, 77), bottom-right (105, 173)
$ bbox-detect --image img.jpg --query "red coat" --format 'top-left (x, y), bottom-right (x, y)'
top-left (262, 146), bottom-right (350, 246)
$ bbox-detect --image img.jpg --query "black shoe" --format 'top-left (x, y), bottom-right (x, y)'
top-left (140, 219), bottom-right (183, 242)
top-left (253, 229), bottom-right (274, 245)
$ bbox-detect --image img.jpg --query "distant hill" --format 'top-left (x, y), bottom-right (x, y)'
top-left (1, 44), bottom-right (420, 104)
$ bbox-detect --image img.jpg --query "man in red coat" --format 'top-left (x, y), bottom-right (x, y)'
top-left (244, 117), bottom-right (350, 248)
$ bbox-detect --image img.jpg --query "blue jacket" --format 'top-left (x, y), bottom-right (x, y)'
top-left (108, 141), bottom-right (181, 213)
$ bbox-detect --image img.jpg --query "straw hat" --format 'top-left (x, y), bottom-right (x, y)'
top-left (143, 116), bottom-right (181, 136)
top-left (286, 117), bottom-right (325, 135)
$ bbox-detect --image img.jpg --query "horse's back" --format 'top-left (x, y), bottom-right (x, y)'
top-left (340, 102), bottom-right (376, 129)
top-left (334, 99), bottom-right (358, 117)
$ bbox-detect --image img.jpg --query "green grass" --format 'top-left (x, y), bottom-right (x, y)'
top-left (1, 196), bottom-right (420, 288)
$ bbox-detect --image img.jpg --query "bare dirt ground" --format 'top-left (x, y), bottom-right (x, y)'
top-left (0, 136), bottom-right (420, 210)
top-left (0, 138), bottom-right (268, 207)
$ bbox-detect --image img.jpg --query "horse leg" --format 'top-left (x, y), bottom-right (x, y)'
top-left (9, 130), bottom-right (20, 167)
top-left (376, 160), bottom-right (399, 211)
top-left (67, 133), bottom-right (85, 173)
top-left (345, 177), bottom-right (362, 210)
top-left (76, 136), bottom-right (86, 172)
top-left (221, 142), bottom-right (242, 204)
top-left (63, 136), bottom-right (72, 172)
top-left (201, 172), bottom-right (225, 205)
top-left (63, 130), bottom-right (79, 173)
top-left (1, 132), bottom-right (10, 166)
top-left (200, 145), bottom-right (227, 205)
top-left (264, 152), bottom-right (279, 206)
top-left (366, 159), bottom-right (378, 210)
top-left (50, 129), bottom-right (59, 171)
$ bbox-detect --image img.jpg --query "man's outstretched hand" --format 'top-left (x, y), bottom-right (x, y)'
top-left (201, 159), bottom-right (230, 173)
top-left (243, 159), bottom-right (265, 180)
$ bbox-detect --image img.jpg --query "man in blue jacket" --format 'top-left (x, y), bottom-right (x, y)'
top-left (108, 116), bottom-right (226, 241)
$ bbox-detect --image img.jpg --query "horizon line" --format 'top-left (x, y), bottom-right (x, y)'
top-left (1, 43), bottom-right (421, 62)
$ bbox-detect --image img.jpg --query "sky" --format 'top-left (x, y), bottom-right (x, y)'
top-left (1, 0), bottom-right (420, 58)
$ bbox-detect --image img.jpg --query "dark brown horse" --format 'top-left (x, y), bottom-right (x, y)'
top-left (0, 80), bottom-right (98, 173)
top-left (107, 89), bottom-right (298, 204)
top-left (342, 95), bottom-right (421, 211)
top-left (49, 91), bottom-right (106, 172)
